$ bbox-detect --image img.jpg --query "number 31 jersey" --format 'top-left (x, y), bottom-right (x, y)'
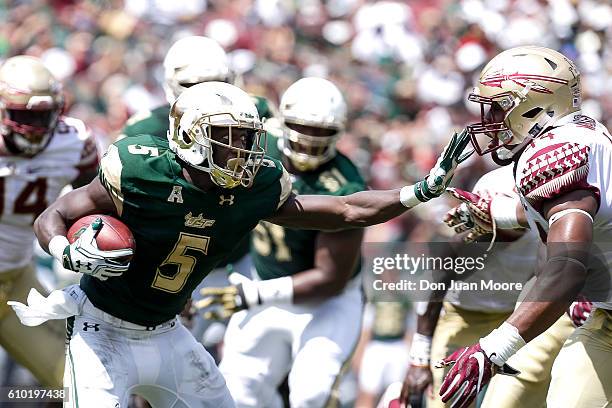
top-left (0, 117), bottom-right (97, 272)
top-left (88, 134), bottom-right (292, 326)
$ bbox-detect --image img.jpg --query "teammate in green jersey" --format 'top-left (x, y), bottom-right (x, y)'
top-left (202, 77), bottom-right (367, 407)
top-left (29, 81), bottom-right (470, 407)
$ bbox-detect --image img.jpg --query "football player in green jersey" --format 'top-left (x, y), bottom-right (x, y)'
top-left (198, 77), bottom-right (366, 407)
top-left (120, 35), bottom-right (270, 276)
top-left (121, 35), bottom-right (267, 349)
top-left (28, 81), bottom-right (470, 407)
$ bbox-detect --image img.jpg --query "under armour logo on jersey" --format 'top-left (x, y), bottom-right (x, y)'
top-left (75, 260), bottom-right (92, 271)
top-left (219, 195), bottom-right (235, 206)
top-left (167, 186), bottom-right (184, 203)
top-left (83, 322), bottom-right (100, 332)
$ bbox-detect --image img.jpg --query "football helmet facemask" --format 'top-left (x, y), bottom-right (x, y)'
top-left (168, 82), bottom-right (266, 189)
top-left (468, 46), bottom-right (581, 159)
top-left (163, 36), bottom-right (232, 105)
top-left (279, 77), bottom-right (347, 171)
top-left (0, 56), bottom-right (64, 156)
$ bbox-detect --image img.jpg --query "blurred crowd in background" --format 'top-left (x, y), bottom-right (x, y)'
top-left (1, 0), bottom-right (612, 404)
top-left (3, 0), bottom-right (612, 242)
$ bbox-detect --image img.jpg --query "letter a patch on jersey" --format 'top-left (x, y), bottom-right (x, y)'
top-left (167, 186), bottom-right (184, 203)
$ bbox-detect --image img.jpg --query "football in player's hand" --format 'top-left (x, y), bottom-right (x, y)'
top-left (67, 215), bottom-right (136, 260)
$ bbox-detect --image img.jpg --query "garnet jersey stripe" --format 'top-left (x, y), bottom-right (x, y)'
top-left (518, 141), bottom-right (592, 207)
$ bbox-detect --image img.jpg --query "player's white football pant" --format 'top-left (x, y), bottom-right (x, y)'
top-left (481, 313), bottom-right (574, 408)
top-left (546, 308), bottom-right (612, 408)
top-left (359, 339), bottom-right (409, 395)
top-left (429, 302), bottom-right (511, 408)
top-left (220, 277), bottom-right (363, 408)
top-left (63, 289), bottom-right (234, 408)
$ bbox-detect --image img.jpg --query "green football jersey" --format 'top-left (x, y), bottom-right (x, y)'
top-left (251, 136), bottom-right (366, 280)
top-left (121, 104), bottom-right (170, 139)
top-left (83, 134), bottom-right (292, 326)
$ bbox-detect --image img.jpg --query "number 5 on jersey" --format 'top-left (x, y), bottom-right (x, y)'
top-left (151, 232), bottom-right (210, 293)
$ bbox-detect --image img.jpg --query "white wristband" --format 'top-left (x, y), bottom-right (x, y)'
top-left (490, 195), bottom-right (521, 229)
top-left (256, 276), bottom-right (294, 305)
top-left (479, 322), bottom-right (526, 367)
top-left (400, 185), bottom-right (421, 208)
top-left (48, 235), bottom-right (70, 262)
top-left (409, 333), bottom-right (432, 366)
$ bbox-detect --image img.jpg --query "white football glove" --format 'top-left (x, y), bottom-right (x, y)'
top-left (414, 129), bottom-right (473, 202)
top-left (58, 218), bottom-right (133, 281)
top-left (196, 273), bottom-right (293, 320)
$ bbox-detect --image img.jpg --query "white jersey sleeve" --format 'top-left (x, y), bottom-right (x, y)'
top-left (515, 113), bottom-right (612, 310)
top-left (472, 165), bottom-right (519, 198)
top-left (0, 116), bottom-right (99, 272)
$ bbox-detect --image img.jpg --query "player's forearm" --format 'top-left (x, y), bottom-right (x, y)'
top-left (507, 260), bottom-right (585, 341)
top-left (477, 258), bottom-right (586, 369)
top-left (341, 186), bottom-right (422, 228)
top-left (34, 198), bottom-right (71, 252)
top-left (416, 301), bottom-right (443, 337)
top-left (35, 179), bottom-right (117, 253)
top-left (508, 300), bottom-right (573, 342)
top-left (291, 268), bottom-right (352, 303)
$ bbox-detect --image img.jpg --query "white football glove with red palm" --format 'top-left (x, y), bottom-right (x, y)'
top-left (436, 323), bottom-right (524, 408)
top-left (445, 188), bottom-right (523, 245)
top-left (445, 188), bottom-right (495, 242)
top-left (437, 343), bottom-right (495, 408)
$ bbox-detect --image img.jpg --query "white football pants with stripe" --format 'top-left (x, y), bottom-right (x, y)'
top-left (64, 287), bottom-right (234, 408)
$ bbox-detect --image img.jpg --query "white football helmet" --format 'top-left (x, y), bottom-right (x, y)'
top-left (279, 77), bottom-right (347, 171)
top-left (468, 46), bottom-right (581, 159)
top-left (0, 56), bottom-right (64, 156)
top-left (168, 82), bottom-right (266, 189)
top-left (163, 36), bottom-right (232, 104)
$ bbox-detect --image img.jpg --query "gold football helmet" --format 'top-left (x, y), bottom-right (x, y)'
top-left (0, 56), bottom-right (64, 156)
top-left (468, 46), bottom-right (580, 158)
top-left (168, 82), bottom-right (266, 189)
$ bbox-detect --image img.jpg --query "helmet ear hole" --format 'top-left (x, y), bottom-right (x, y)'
top-left (181, 130), bottom-right (192, 144)
top-left (522, 107), bottom-right (543, 119)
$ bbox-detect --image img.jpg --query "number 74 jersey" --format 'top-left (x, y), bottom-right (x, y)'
top-left (0, 116), bottom-right (98, 272)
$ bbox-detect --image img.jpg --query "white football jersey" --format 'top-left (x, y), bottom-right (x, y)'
top-left (0, 117), bottom-right (98, 271)
top-left (515, 112), bottom-right (612, 310)
top-left (445, 165), bottom-right (539, 312)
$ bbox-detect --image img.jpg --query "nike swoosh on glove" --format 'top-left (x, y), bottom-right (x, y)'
top-left (436, 344), bottom-right (494, 408)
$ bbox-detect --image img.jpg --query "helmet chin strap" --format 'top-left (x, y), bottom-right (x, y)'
top-left (492, 149), bottom-right (516, 166)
